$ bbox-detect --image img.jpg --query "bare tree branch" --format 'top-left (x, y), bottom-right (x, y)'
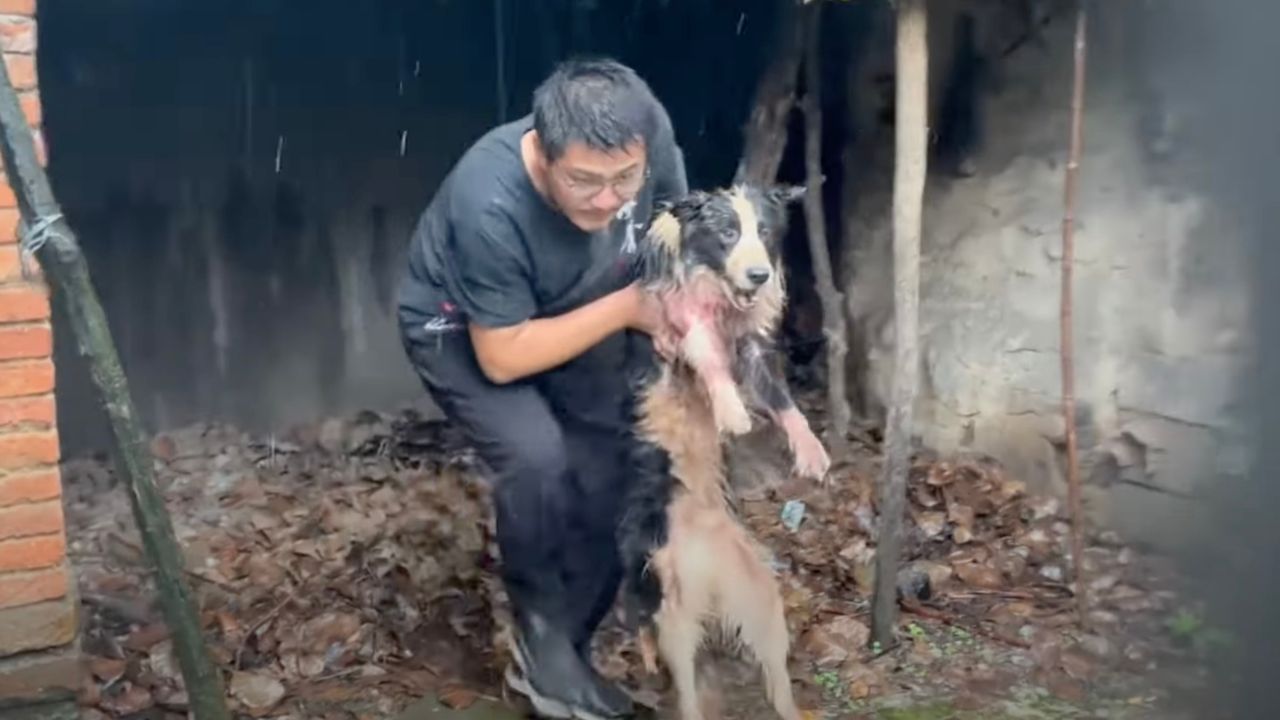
top-left (800, 1), bottom-right (852, 458)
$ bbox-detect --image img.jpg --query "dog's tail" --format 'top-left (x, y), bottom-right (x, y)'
top-left (616, 442), bottom-right (677, 630)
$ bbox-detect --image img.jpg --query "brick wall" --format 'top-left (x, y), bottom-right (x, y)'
top-left (0, 0), bottom-right (82, 713)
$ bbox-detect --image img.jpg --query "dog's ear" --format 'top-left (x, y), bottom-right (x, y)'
top-left (766, 184), bottom-right (806, 206)
top-left (667, 189), bottom-right (714, 223)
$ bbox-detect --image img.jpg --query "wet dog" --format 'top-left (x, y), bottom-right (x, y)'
top-left (617, 184), bottom-right (830, 720)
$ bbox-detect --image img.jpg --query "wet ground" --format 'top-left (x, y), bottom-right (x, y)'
top-left (63, 405), bottom-right (1210, 720)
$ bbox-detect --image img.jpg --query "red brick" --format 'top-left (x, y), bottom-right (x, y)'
top-left (0, 359), bottom-right (53, 398)
top-left (0, 469), bottom-right (59, 507)
top-left (0, 1), bottom-right (35, 15)
top-left (0, 499), bottom-right (62, 539)
top-left (0, 534), bottom-right (63, 572)
top-left (0, 206), bottom-right (17, 243)
top-left (0, 285), bottom-right (49, 322)
top-left (0, 430), bottom-right (58, 470)
top-left (0, 394), bottom-right (53, 428)
top-left (0, 17), bottom-right (35, 54)
top-left (0, 431), bottom-right (58, 472)
top-left (0, 243), bottom-right (16, 281)
top-left (0, 171), bottom-right (14, 206)
top-left (19, 91), bottom-right (38, 126)
top-left (3, 53), bottom-right (34, 90)
top-left (0, 567), bottom-right (67, 610)
top-left (0, 594), bottom-right (77, 655)
top-left (0, 323), bottom-right (50, 360)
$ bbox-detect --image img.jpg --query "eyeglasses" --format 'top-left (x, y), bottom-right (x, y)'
top-left (554, 164), bottom-right (650, 200)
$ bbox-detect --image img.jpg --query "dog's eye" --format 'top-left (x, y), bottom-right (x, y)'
top-left (719, 229), bottom-right (737, 246)
top-left (757, 222), bottom-right (770, 239)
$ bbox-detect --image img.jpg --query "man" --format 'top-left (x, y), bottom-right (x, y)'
top-left (395, 57), bottom-right (687, 719)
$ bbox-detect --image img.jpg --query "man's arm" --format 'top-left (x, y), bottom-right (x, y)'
top-left (471, 284), bottom-right (651, 384)
top-left (454, 208), bottom-right (672, 385)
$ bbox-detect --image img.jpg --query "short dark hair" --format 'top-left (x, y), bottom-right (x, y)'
top-left (531, 57), bottom-right (662, 161)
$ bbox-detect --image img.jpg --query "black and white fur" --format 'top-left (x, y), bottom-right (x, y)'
top-left (616, 184), bottom-right (829, 720)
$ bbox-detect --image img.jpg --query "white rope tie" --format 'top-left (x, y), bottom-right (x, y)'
top-left (17, 212), bottom-right (61, 280)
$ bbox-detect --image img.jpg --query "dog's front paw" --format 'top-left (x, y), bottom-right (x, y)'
top-left (787, 423), bottom-right (831, 482)
top-left (712, 387), bottom-right (753, 436)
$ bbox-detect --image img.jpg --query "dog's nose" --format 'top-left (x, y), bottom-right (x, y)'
top-left (745, 267), bottom-right (771, 286)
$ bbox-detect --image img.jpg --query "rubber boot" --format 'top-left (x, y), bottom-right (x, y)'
top-left (503, 609), bottom-right (635, 720)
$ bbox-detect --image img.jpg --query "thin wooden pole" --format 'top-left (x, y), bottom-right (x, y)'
top-left (801, 1), bottom-right (852, 459)
top-left (1061, 0), bottom-right (1090, 628)
top-left (871, 0), bottom-right (927, 650)
top-left (0, 60), bottom-right (232, 720)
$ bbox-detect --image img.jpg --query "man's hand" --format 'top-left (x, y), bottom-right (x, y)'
top-left (619, 283), bottom-right (679, 360)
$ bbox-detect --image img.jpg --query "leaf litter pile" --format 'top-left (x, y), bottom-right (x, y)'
top-left (63, 406), bottom-right (1206, 719)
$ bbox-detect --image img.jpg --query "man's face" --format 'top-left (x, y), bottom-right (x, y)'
top-left (543, 139), bottom-right (648, 232)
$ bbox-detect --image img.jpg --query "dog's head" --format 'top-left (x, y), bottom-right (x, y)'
top-left (641, 184), bottom-right (805, 327)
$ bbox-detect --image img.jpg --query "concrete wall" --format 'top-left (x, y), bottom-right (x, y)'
top-left (844, 3), bottom-right (1251, 553)
top-left (34, 0), bottom-right (775, 456)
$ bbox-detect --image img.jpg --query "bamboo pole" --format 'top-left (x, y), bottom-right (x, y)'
top-left (871, 0), bottom-right (927, 649)
top-left (0, 58), bottom-right (232, 720)
top-left (1061, 0), bottom-right (1090, 628)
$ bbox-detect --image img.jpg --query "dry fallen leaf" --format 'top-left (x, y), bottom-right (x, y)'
top-left (948, 503), bottom-right (976, 531)
top-left (61, 406), bottom-right (1189, 719)
top-left (954, 560), bottom-right (1003, 589)
top-left (154, 686), bottom-right (190, 710)
top-left (230, 671), bottom-right (287, 712)
top-left (99, 682), bottom-right (155, 716)
top-left (1061, 648), bottom-right (1098, 681)
top-left (841, 662), bottom-right (883, 700)
top-left (917, 511), bottom-right (947, 539)
top-left (147, 639), bottom-right (184, 689)
top-left (123, 623), bottom-right (172, 651)
top-left (438, 684), bottom-right (480, 710)
top-left (88, 656), bottom-right (127, 684)
top-left (1046, 674), bottom-right (1088, 703)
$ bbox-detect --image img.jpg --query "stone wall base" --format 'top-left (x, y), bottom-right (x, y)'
top-left (0, 643), bottom-right (80, 719)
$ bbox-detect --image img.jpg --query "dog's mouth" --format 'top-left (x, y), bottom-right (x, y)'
top-left (729, 284), bottom-right (760, 309)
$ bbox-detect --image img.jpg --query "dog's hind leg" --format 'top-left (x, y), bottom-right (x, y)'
top-left (744, 602), bottom-right (803, 720)
top-left (718, 537), bottom-right (804, 720)
top-left (655, 606), bottom-right (706, 720)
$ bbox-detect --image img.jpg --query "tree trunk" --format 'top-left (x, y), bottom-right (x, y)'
top-left (0, 62), bottom-right (232, 720)
top-left (734, 0), bottom-right (806, 186)
top-left (1060, 0), bottom-right (1090, 629)
top-left (871, 0), bottom-right (928, 650)
top-left (800, 2), bottom-right (851, 458)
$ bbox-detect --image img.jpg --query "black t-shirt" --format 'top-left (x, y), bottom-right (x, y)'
top-left (396, 113), bottom-right (688, 332)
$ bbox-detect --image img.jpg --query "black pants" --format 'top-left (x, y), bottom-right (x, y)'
top-left (399, 314), bottom-right (648, 649)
